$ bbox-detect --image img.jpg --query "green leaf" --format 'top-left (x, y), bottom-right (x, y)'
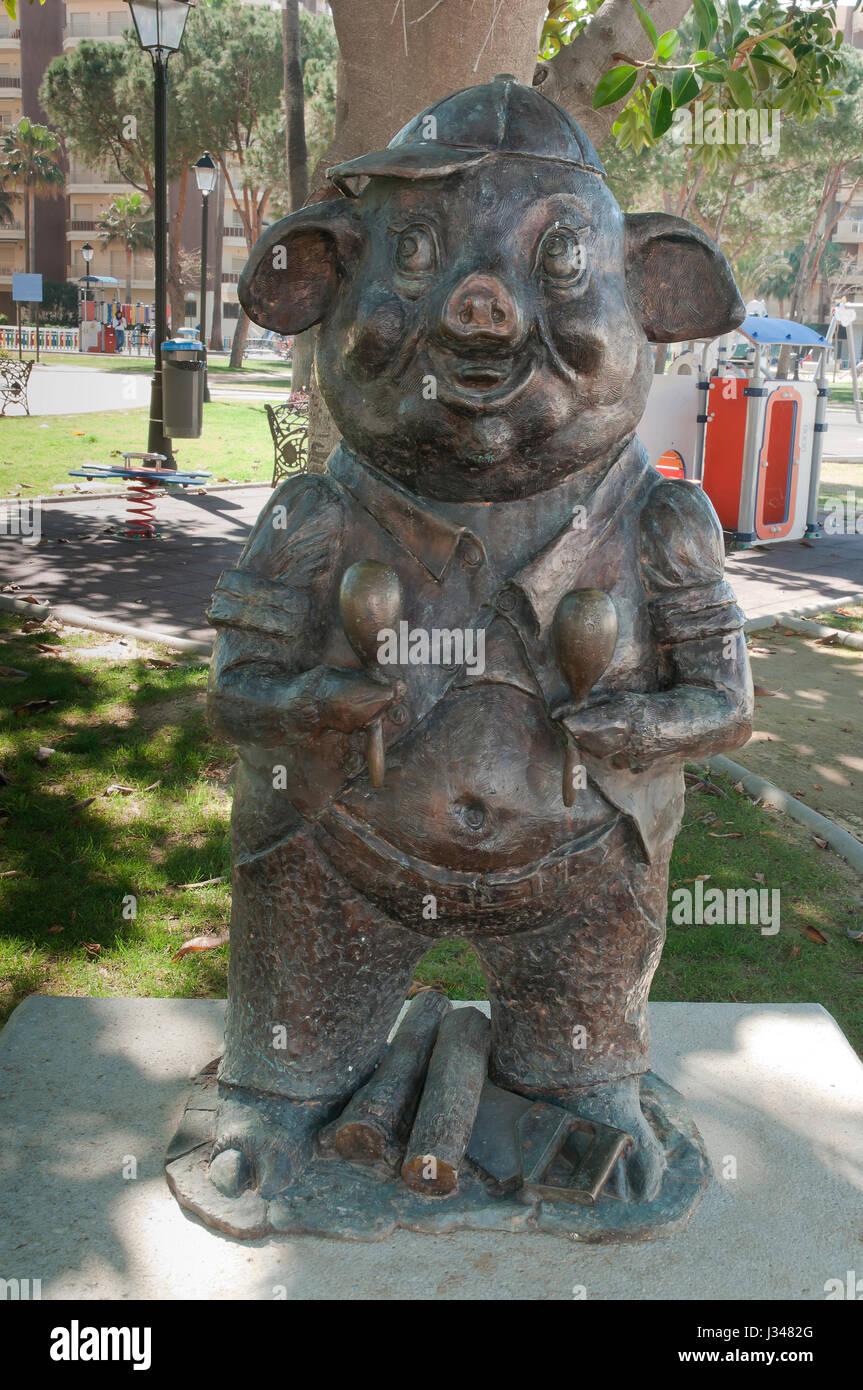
top-left (630, 0), bottom-right (658, 48)
top-left (728, 0), bottom-right (742, 32)
top-left (749, 58), bottom-right (771, 92)
top-left (671, 69), bottom-right (700, 107)
top-left (593, 64), bottom-right (638, 109)
top-left (649, 83), bottom-right (674, 136)
top-left (725, 68), bottom-right (754, 109)
top-left (758, 38), bottom-right (798, 73)
top-left (697, 66), bottom-right (727, 83)
top-left (655, 30), bottom-right (680, 62)
top-left (692, 0), bottom-right (718, 45)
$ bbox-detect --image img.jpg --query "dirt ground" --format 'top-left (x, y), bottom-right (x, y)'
top-left (741, 628), bottom-right (863, 842)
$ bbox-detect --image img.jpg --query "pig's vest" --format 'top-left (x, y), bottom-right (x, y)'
top-left (210, 441), bottom-right (687, 862)
top-left (323, 442), bottom-right (683, 863)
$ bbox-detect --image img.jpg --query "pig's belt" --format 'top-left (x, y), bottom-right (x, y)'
top-left (313, 806), bottom-right (629, 920)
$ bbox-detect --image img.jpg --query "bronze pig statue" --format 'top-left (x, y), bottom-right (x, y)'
top-left (198, 76), bottom-right (753, 1233)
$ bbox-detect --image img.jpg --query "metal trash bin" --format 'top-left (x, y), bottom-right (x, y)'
top-left (162, 334), bottom-right (205, 438)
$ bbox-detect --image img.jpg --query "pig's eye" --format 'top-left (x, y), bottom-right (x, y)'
top-left (394, 226), bottom-right (436, 276)
top-left (539, 227), bottom-right (586, 285)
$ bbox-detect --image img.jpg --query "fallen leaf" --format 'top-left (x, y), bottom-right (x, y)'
top-left (147, 658), bottom-right (174, 669)
top-left (799, 538), bottom-right (815, 548)
top-left (753, 872), bottom-right (766, 885)
top-left (733, 780), bottom-right (744, 793)
top-left (753, 683), bottom-right (776, 697)
top-left (747, 645), bottom-right (776, 655)
top-left (104, 784), bottom-right (135, 796)
top-left (847, 930), bottom-right (863, 943)
top-left (69, 796), bottom-right (96, 813)
top-left (34, 644), bottom-right (61, 655)
top-left (13, 699), bottom-right (59, 717)
top-left (811, 835), bottom-right (829, 850)
top-left (171, 933), bottom-right (227, 961)
top-left (172, 876), bottom-right (226, 889)
top-left (816, 634), bottom-right (839, 646)
top-left (708, 831), bottom-right (743, 838)
top-left (47, 926), bottom-right (64, 935)
top-left (801, 925), bottom-right (828, 944)
top-left (83, 942), bottom-right (101, 956)
top-left (142, 780), bottom-right (162, 792)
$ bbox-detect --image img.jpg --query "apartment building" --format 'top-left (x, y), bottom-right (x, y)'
top-left (1, 0), bottom-right (325, 338)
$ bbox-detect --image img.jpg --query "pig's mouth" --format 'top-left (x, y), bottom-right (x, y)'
top-left (428, 347), bottom-right (535, 411)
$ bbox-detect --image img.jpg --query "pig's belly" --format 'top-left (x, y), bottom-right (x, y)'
top-left (338, 683), bottom-right (615, 872)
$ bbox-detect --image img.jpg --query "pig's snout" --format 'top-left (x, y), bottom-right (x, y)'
top-left (440, 273), bottom-right (523, 350)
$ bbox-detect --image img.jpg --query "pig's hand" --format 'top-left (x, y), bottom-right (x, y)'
top-left (554, 693), bottom-right (644, 769)
top-left (292, 666), bottom-right (404, 736)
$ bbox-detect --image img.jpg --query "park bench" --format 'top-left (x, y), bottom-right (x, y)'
top-left (265, 399), bottom-right (309, 486)
top-left (0, 356), bottom-right (33, 417)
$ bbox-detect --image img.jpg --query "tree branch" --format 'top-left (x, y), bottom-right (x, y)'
top-left (537, 0), bottom-right (695, 145)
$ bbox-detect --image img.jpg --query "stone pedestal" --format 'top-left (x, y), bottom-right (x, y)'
top-left (1, 998), bottom-right (861, 1300)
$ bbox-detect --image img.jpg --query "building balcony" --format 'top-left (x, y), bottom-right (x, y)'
top-left (0, 75), bottom-right (21, 95)
top-left (68, 220), bottom-right (99, 234)
top-left (224, 226), bottom-right (247, 240)
top-left (68, 163), bottom-right (128, 189)
top-left (835, 218), bottom-right (863, 244)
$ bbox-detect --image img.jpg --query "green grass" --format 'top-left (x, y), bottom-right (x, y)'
top-left (813, 605), bottom-right (863, 633)
top-left (1, 614), bottom-right (861, 1053)
top-left (0, 401), bottom-right (279, 494)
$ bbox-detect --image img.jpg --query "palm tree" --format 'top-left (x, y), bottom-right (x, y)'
top-left (97, 192), bottom-right (154, 306)
top-left (1, 117), bottom-right (65, 273)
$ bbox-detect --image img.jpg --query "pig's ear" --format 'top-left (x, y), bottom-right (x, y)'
top-left (238, 198), bottom-right (364, 334)
top-left (625, 213), bottom-right (745, 343)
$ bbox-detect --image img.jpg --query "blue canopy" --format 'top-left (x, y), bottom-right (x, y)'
top-left (738, 315), bottom-right (828, 347)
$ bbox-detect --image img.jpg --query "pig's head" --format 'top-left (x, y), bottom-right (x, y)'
top-left (240, 76), bottom-right (744, 502)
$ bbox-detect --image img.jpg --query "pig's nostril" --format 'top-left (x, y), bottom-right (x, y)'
top-left (458, 300), bottom-right (473, 325)
top-left (491, 300), bottom-right (505, 324)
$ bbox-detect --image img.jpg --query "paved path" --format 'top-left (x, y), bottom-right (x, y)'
top-left (1, 484), bottom-right (862, 645)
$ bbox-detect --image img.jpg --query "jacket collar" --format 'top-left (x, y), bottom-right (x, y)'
top-left (327, 445), bottom-right (486, 582)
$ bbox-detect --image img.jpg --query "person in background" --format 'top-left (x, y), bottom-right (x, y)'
top-left (115, 311), bottom-right (126, 354)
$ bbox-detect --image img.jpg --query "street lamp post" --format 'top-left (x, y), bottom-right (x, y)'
top-left (194, 151), bottom-right (216, 404)
top-left (124, 0), bottom-right (195, 469)
top-left (80, 242), bottom-right (94, 354)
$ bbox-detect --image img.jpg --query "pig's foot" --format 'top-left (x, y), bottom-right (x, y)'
top-left (563, 1075), bottom-right (665, 1203)
top-left (209, 1086), bottom-right (332, 1201)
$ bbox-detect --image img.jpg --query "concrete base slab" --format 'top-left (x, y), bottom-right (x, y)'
top-left (0, 997), bottom-right (861, 1300)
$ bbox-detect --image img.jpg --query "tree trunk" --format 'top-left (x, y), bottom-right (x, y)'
top-left (167, 171), bottom-right (190, 339)
top-left (283, 0), bottom-right (314, 394)
top-left (230, 306), bottom-right (251, 368)
top-left (125, 245), bottom-right (132, 307)
top-left (283, 0), bottom-right (308, 211)
top-left (292, 328), bottom-right (314, 392)
top-left (210, 165), bottom-right (225, 352)
top-left (25, 190), bottom-right (33, 274)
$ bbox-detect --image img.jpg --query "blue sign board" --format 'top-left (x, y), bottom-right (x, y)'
top-left (12, 273), bottom-right (43, 303)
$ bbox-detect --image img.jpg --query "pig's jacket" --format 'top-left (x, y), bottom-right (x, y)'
top-left (208, 436), bottom-right (744, 914)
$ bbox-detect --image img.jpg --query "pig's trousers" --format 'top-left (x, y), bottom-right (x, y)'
top-left (218, 822), bottom-right (671, 1104)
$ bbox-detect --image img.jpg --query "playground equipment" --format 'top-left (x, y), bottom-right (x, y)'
top-left (68, 454), bottom-right (210, 539)
top-left (638, 315), bottom-right (830, 548)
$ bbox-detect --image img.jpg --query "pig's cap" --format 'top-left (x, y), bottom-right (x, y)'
top-left (327, 74), bottom-right (606, 194)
